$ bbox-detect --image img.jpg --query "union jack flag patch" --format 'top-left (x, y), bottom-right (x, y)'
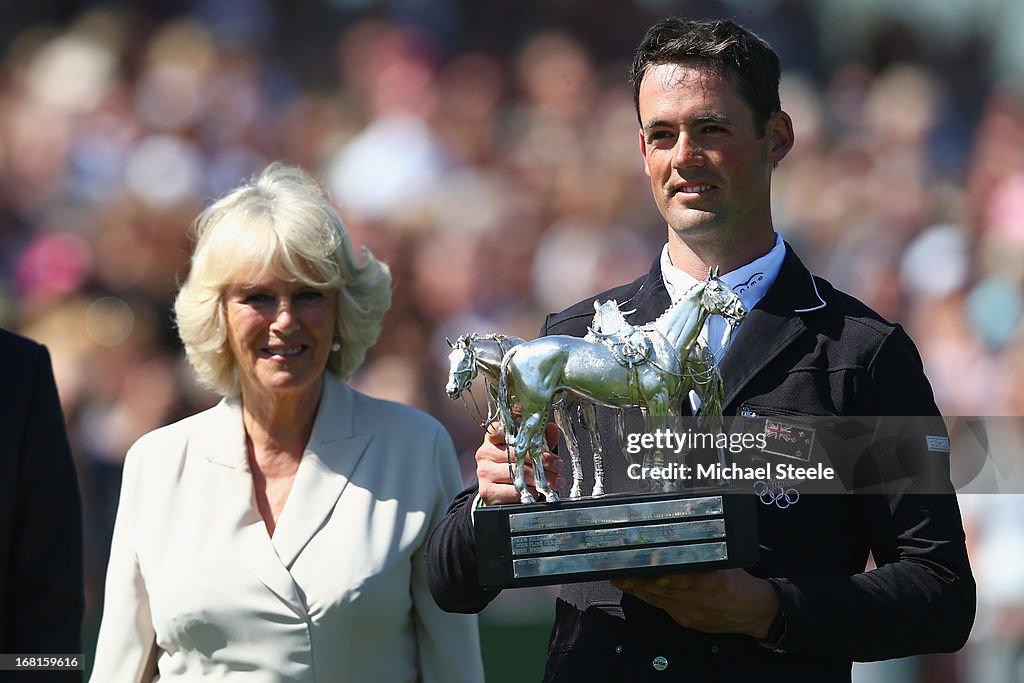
top-left (761, 418), bottom-right (815, 462)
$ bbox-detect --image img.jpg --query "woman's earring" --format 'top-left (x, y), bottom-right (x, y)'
top-left (331, 339), bottom-right (341, 352)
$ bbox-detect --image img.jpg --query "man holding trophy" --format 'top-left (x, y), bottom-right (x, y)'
top-left (427, 17), bottom-right (974, 681)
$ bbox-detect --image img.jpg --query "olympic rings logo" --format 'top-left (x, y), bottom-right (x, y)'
top-left (754, 480), bottom-right (800, 509)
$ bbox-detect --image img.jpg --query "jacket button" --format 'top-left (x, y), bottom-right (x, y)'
top-left (711, 645), bottom-right (720, 654)
top-left (615, 645), bottom-right (623, 654)
top-left (652, 655), bottom-right (668, 671)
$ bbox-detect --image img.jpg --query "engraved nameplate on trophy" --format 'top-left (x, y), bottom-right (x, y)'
top-left (474, 488), bottom-right (758, 588)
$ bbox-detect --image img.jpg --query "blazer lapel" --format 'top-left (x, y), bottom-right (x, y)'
top-left (271, 376), bottom-right (373, 568)
top-left (719, 245), bottom-right (827, 409)
top-left (623, 255), bottom-right (673, 326)
top-left (198, 398), bottom-right (307, 614)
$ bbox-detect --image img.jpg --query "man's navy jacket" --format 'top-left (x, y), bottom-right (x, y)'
top-left (426, 246), bottom-right (975, 682)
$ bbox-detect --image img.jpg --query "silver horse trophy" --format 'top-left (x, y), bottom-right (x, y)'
top-left (498, 267), bottom-right (746, 504)
top-left (459, 268), bottom-right (761, 589)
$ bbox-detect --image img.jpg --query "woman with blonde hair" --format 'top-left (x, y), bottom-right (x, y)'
top-left (91, 163), bottom-right (483, 682)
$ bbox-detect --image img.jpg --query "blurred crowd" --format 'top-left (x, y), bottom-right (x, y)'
top-left (1, 0), bottom-right (1023, 680)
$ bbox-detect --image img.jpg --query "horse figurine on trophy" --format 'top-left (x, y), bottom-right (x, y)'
top-left (585, 299), bottom-right (729, 486)
top-left (497, 267), bottom-right (746, 504)
top-left (445, 333), bottom-right (612, 499)
top-left (445, 333), bottom-right (525, 434)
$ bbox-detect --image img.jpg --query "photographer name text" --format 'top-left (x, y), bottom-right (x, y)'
top-left (626, 462), bottom-right (835, 482)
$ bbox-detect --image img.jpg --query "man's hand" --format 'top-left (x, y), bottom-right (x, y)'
top-left (476, 421), bottom-right (563, 505)
top-left (612, 569), bottom-right (779, 638)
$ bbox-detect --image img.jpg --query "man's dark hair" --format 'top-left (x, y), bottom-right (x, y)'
top-left (629, 18), bottom-right (781, 135)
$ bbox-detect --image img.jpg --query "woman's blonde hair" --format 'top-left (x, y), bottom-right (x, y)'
top-left (174, 162), bottom-right (391, 396)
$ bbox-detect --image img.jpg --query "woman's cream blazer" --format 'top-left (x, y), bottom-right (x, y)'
top-left (90, 375), bottom-right (483, 682)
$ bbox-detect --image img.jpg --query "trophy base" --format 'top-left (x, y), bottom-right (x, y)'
top-left (475, 487), bottom-right (758, 589)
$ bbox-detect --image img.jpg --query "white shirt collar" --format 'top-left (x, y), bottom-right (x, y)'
top-left (657, 234), bottom-right (786, 412)
top-left (659, 233), bottom-right (786, 314)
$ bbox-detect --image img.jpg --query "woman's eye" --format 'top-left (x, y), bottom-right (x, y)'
top-left (244, 293), bottom-right (274, 305)
top-left (296, 290), bottom-right (325, 303)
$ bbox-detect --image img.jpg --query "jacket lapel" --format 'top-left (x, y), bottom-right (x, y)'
top-left (271, 376), bottom-right (373, 568)
top-left (719, 244), bottom-right (826, 409)
top-left (198, 398), bottom-right (307, 613)
top-left (623, 255), bottom-right (673, 326)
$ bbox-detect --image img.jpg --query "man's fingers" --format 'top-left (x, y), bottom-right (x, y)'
top-left (476, 458), bottom-right (511, 484)
top-left (478, 420), bottom-right (567, 502)
top-left (521, 457), bottom-right (565, 491)
top-left (540, 451), bottom-right (564, 474)
top-left (647, 574), bottom-right (699, 590)
top-left (545, 421), bottom-right (560, 449)
top-left (487, 420), bottom-right (559, 452)
top-left (479, 455), bottom-right (565, 489)
top-left (478, 482), bottom-right (521, 506)
top-left (623, 587), bottom-right (668, 608)
top-left (477, 453), bottom-right (518, 505)
top-left (484, 421), bottom-right (507, 446)
top-left (476, 442), bottom-right (509, 466)
top-left (613, 574), bottom-right (699, 600)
